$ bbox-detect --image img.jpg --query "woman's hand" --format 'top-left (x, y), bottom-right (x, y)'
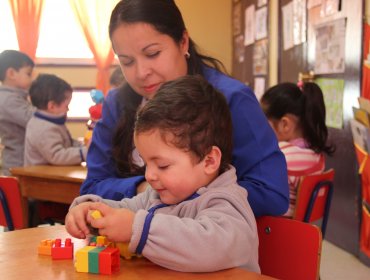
top-left (65, 202), bottom-right (92, 239)
top-left (88, 202), bottom-right (135, 243)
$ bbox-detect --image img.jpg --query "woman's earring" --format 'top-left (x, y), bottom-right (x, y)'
top-left (185, 51), bottom-right (190, 59)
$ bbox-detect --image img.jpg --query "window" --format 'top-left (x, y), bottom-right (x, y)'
top-left (0, 0), bottom-right (94, 64)
top-left (68, 90), bottom-right (95, 120)
top-left (0, 0), bottom-right (18, 52)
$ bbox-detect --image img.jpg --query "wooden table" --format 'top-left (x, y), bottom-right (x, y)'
top-left (10, 165), bottom-right (87, 227)
top-left (0, 226), bottom-right (274, 279)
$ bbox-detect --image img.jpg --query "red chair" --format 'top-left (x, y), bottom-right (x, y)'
top-left (293, 169), bottom-right (335, 237)
top-left (0, 176), bottom-right (25, 230)
top-left (257, 216), bottom-right (322, 280)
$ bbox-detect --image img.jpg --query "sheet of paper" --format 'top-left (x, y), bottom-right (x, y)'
top-left (244, 5), bottom-right (255, 46)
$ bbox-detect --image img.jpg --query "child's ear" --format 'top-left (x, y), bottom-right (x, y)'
top-left (203, 146), bottom-right (222, 175)
top-left (6, 68), bottom-right (16, 80)
top-left (47, 100), bottom-right (56, 111)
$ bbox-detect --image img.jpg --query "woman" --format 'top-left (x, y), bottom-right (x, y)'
top-left (81, 0), bottom-right (288, 217)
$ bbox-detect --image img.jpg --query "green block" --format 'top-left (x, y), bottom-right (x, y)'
top-left (88, 247), bottom-right (105, 274)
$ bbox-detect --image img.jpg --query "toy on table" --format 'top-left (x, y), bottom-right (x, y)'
top-left (74, 235), bottom-right (120, 274)
top-left (90, 209), bottom-right (139, 260)
top-left (38, 238), bottom-right (73, 260)
top-left (84, 89), bottom-right (104, 145)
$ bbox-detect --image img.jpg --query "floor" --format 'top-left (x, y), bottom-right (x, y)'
top-left (320, 240), bottom-right (370, 280)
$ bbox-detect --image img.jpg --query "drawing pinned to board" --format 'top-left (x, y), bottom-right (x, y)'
top-left (255, 6), bottom-right (268, 40)
top-left (282, 1), bottom-right (294, 50)
top-left (257, 0), bottom-right (267, 7)
top-left (320, 0), bottom-right (340, 17)
top-left (234, 35), bottom-right (245, 63)
top-left (293, 0), bottom-right (307, 45)
top-left (233, 1), bottom-right (242, 36)
top-left (315, 78), bottom-right (344, 129)
top-left (244, 5), bottom-right (255, 46)
top-left (253, 39), bottom-right (268, 75)
top-left (314, 18), bottom-right (346, 74)
top-left (254, 77), bottom-right (265, 101)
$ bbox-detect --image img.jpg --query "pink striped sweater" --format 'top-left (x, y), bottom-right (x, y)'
top-left (279, 138), bottom-right (325, 217)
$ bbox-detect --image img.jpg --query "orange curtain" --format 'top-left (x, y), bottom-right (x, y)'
top-left (69, 0), bottom-right (117, 94)
top-left (362, 23), bottom-right (370, 100)
top-left (8, 0), bottom-right (44, 61)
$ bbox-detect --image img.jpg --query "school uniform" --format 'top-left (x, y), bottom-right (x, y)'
top-left (0, 85), bottom-right (35, 175)
top-left (24, 111), bottom-right (87, 166)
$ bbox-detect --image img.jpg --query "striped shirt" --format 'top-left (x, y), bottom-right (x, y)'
top-left (279, 138), bottom-right (325, 217)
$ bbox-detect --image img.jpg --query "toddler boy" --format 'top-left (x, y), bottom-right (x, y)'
top-left (24, 74), bottom-right (87, 166)
top-left (0, 50), bottom-right (35, 175)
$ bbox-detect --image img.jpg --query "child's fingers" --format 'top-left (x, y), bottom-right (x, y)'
top-left (65, 213), bottom-right (87, 239)
top-left (89, 202), bottom-right (112, 216)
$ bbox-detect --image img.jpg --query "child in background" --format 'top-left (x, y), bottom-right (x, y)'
top-left (260, 82), bottom-right (335, 217)
top-left (0, 50), bottom-right (35, 175)
top-left (65, 76), bottom-right (260, 273)
top-left (24, 74), bottom-right (87, 166)
top-left (109, 65), bottom-right (125, 89)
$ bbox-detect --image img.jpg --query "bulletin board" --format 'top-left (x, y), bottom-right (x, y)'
top-left (232, 0), bottom-right (269, 101)
top-left (278, 0), bottom-right (364, 258)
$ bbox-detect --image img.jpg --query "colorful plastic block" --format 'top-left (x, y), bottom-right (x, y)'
top-left (52, 238), bottom-right (73, 260)
top-left (75, 246), bottom-right (96, 273)
top-left (38, 239), bottom-right (54, 255)
top-left (99, 247), bottom-right (120, 275)
top-left (88, 247), bottom-right (105, 274)
top-left (90, 210), bottom-right (138, 259)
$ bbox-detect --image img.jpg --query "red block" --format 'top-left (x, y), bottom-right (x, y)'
top-left (98, 247), bottom-right (120, 275)
top-left (51, 238), bottom-right (74, 260)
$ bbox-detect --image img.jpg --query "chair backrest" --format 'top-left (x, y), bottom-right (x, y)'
top-left (257, 216), bottom-right (322, 280)
top-left (293, 168), bottom-right (335, 237)
top-left (0, 176), bottom-right (24, 230)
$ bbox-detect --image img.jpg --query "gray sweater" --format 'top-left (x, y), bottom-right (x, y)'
top-left (71, 166), bottom-right (260, 273)
top-left (0, 85), bottom-right (35, 175)
top-left (24, 111), bottom-right (87, 166)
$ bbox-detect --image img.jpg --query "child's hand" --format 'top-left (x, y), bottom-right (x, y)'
top-left (88, 202), bottom-right (135, 243)
top-left (65, 202), bottom-right (92, 239)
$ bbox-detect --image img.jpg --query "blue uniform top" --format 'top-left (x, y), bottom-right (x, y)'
top-left (80, 67), bottom-right (289, 217)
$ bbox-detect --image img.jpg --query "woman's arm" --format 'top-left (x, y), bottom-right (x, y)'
top-left (228, 86), bottom-right (289, 216)
top-left (80, 90), bottom-right (145, 200)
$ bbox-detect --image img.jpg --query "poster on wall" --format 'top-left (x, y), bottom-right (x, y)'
top-left (314, 18), bottom-right (346, 74)
top-left (253, 39), bottom-right (268, 75)
top-left (255, 6), bottom-right (268, 40)
top-left (315, 78), bottom-right (344, 129)
top-left (244, 5), bottom-right (255, 46)
top-left (320, 0), bottom-right (340, 17)
top-left (233, 1), bottom-right (242, 36)
top-left (254, 77), bottom-right (265, 101)
top-left (234, 35), bottom-right (245, 63)
top-left (282, 1), bottom-right (294, 50)
top-left (293, 0), bottom-right (307, 45)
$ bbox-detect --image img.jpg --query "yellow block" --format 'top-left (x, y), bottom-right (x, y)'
top-left (75, 246), bottom-right (96, 273)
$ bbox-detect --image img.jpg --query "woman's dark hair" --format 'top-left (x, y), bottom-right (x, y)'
top-left (109, 0), bottom-right (226, 75)
top-left (260, 82), bottom-right (335, 156)
top-left (110, 0), bottom-right (227, 176)
top-left (134, 75), bottom-right (233, 175)
top-left (29, 74), bottom-right (72, 109)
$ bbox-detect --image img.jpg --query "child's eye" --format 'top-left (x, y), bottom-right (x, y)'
top-left (158, 165), bottom-right (169, 170)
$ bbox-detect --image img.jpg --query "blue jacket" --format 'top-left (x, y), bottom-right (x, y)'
top-left (80, 67), bottom-right (289, 217)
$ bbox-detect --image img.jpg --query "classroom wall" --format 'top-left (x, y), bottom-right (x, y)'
top-left (39, 1), bottom-right (232, 139)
